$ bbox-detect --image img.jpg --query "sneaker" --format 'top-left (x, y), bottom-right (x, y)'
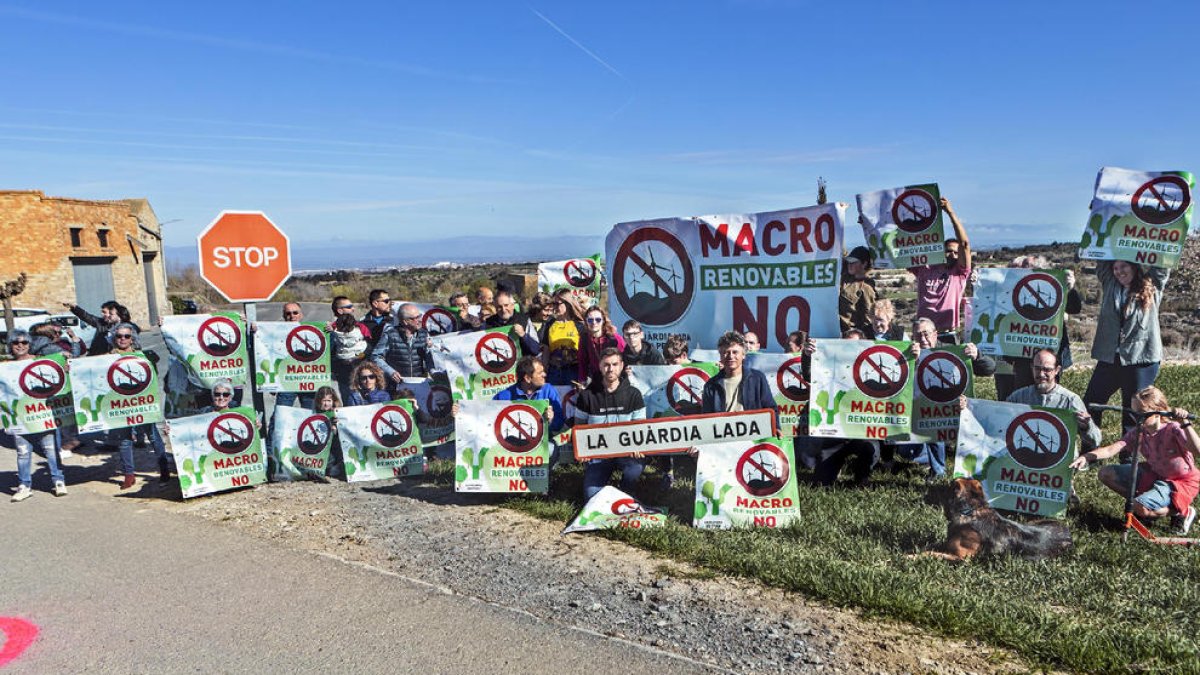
top-left (120, 474), bottom-right (137, 490)
top-left (1174, 506), bottom-right (1197, 536)
top-left (53, 481), bottom-right (68, 497)
top-left (11, 485), bottom-right (33, 502)
top-left (59, 447), bottom-right (73, 459)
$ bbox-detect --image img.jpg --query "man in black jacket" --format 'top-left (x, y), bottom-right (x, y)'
top-left (701, 331), bottom-right (778, 417)
top-left (621, 320), bottom-right (664, 366)
top-left (484, 288), bottom-right (540, 357)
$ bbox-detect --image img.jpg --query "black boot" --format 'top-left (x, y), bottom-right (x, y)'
top-left (158, 456), bottom-right (173, 483)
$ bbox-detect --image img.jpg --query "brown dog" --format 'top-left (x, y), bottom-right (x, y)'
top-left (921, 478), bottom-right (1072, 561)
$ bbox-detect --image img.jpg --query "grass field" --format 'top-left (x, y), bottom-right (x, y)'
top-left (425, 365), bottom-right (1200, 673)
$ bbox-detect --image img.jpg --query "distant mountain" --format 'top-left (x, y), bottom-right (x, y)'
top-left (166, 234), bottom-right (605, 272)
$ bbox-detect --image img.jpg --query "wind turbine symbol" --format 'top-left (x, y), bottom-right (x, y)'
top-left (638, 246), bottom-right (682, 298)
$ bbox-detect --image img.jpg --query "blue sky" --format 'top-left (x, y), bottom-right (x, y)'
top-left (1, 1), bottom-right (1197, 251)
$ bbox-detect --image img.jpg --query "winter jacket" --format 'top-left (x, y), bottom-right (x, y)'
top-left (702, 367), bottom-right (778, 417)
top-left (574, 378), bottom-right (646, 425)
top-left (370, 324), bottom-right (434, 379)
top-left (1091, 261), bottom-right (1169, 365)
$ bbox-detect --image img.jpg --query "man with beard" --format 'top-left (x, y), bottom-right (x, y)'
top-left (908, 197), bottom-right (972, 338)
top-left (1002, 348), bottom-right (1100, 452)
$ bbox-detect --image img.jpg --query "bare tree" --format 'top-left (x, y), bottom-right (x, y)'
top-left (1, 272), bottom-right (28, 334)
top-left (817, 177), bottom-right (827, 205)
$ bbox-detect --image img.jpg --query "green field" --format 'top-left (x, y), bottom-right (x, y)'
top-left (426, 365), bottom-right (1200, 673)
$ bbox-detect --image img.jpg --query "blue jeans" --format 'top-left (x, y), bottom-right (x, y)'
top-left (14, 431), bottom-right (63, 487)
top-left (116, 424), bottom-right (167, 475)
top-left (1084, 360), bottom-right (1161, 434)
top-left (1107, 463), bottom-right (1173, 512)
top-left (583, 457), bottom-right (646, 500)
top-left (893, 442), bottom-right (946, 477)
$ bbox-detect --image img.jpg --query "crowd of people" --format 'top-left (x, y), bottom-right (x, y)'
top-left (6, 204), bottom-right (1197, 537)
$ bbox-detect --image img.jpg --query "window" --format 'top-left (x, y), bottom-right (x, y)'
top-left (97, 229), bottom-right (110, 248)
top-left (70, 227), bottom-right (83, 247)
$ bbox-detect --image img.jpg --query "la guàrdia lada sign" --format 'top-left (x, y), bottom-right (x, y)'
top-left (694, 437), bottom-right (800, 529)
top-left (172, 406), bottom-right (267, 499)
top-left (162, 313), bottom-right (250, 387)
top-left (955, 398), bottom-right (1077, 518)
top-left (1079, 166), bottom-right (1194, 269)
top-left (967, 268), bottom-right (1067, 359)
top-left (856, 183), bottom-right (947, 269)
top-left (808, 339), bottom-right (914, 441)
top-left (0, 353), bottom-right (74, 433)
top-left (606, 203), bottom-right (845, 350)
top-left (69, 352), bottom-right (164, 433)
top-left (572, 409), bottom-right (776, 461)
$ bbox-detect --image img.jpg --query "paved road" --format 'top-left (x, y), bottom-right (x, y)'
top-left (0, 456), bottom-right (707, 673)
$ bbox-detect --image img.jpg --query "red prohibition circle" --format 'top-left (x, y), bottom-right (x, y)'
top-left (426, 385), bottom-right (453, 417)
top-left (666, 366), bottom-right (711, 415)
top-left (422, 307), bottom-right (457, 335)
top-left (917, 351), bottom-right (968, 403)
top-left (890, 188), bottom-right (939, 234)
top-left (1011, 272), bottom-right (1063, 323)
top-left (560, 388), bottom-right (578, 418)
top-left (1005, 410), bottom-right (1070, 470)
top-left (611, 226), bottom-right (695, 326)
top-left (474, 332), bottom-right (518, 374)
top-left (196, 316), bottom-right (242, 357)
top-left (493, 403), bottom-right (544, 453)
top-left (852, 344), bottom-right (909, 399)
top-left (285, 325), bottom-right (326, 362)
top-left (735, 443), bottom-right (791, 497)
top-left (19, 359), bottom-right (66, 399)
top-left (564, 258), bottom-right (598, 288)
top-left (208, 412), bottom-right (255, 454)
top-left (775, 356), bottom-right (809, 403)
top-left (106, 356), bottom-right (152, 396)
top-left (371, 405), bottom-right (414, 448)
top-left (296, 414), bottom-right (333, 455)
top-left (1131, 175), bottom-right (1191, 226)
top-left (611, 497), bottom-right (647, 515)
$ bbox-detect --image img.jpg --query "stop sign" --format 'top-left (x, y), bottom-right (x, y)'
top-left (197, 211), bottom-right (292, 303)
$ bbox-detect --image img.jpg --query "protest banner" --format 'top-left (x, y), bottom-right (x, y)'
top-left (628, 363), bottom-right (719, 418)
top-left (161, 313), bottom-right (250, 388)
top-left (808, 339), bottom-right (914, 441)
top-left (272, 405), bottom-right (335, 480)
top-left (0, 353), bottom-right (74, 433)
top-left (162, 357), bottom-right (209, 419)
top-left (573, 409), bottom-right (776, 461)
top-left (336, 400), bottom-right (426, 482)
top-left (1079, 166), bottom-right (1194, 269)
top-left (856, 183), bottom-right (947, 269)
top-left (391, 300), bottom-right (460, 336)
top-left (746, 352), bottom-right (807, 437)
top-left (172, 406), bottom-right (267, 498)
top-left (456, 399), bottom-right (550, 493)
top-left (253, 321), bottom-right (331, 393)
top-left (966, 268), bottom-right (1067, 358)
top-left (694, 436), bottom-right (800, 529)
top-left (395, 376), bottom-right (455, 448)
top-left (430, 326), bottom-right (519, 401)
top-left (69, 352), bottom-right (164, 433)
top-left (606, 203), bottom-right (845, 350)
top-left (562, 486), bottom-right (667, 534)
top-left (955, 398), bottom-right (1076, 518)
top-left (910, 346), bottom-right (974, 443)
top-left (538, 255), bottom-right (603, 308)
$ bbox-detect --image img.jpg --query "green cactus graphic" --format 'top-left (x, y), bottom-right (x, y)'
top-left (697, 480), bottom-right (734, 517)
top-left (576, 509), bottom-right (605, 526)
top-left (454, 375), bottom-right (477, 401)
top-left (0, 399), bottom-right (16, 428)
top-left (809, 389), bottom-right (849, 427)
top-left (257, 358), bottom-right (282, 387)
top-left (76, 395), bottom-right (106, 425)
top-left (1083, 212), bottom-right (1120, 250)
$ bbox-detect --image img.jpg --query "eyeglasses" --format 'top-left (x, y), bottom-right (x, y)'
top-left (335, 304), bottom-right (354, 310)
top-left (1032, 366), bottom-right (1057, 372)
top-left (115, 334), bottom-right (134, 340)
top-left (374, 298), bottom-right (391, 304)
top-left (402, 315), bottom-right (420, 321)
top-left (623, 330), bottom-right (641, 338)
top-left (585, 317), bottom-right (604, 324)
top-left (213, 391), bottom-right (232, 398)
top-left (284, 311), bottom-right (302, 317)
top-left (10, 340), bottom-right (29, 345)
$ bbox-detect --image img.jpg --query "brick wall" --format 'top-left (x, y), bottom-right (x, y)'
top-left (0, 190), bottom-right (170, 324)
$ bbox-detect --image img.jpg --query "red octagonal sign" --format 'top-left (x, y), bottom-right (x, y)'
top-left (198, 211), bottom-right (292, 303)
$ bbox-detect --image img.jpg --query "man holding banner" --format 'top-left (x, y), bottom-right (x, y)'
top-left (494, 357), bottom-right (564, 462)
top-left (909, 197), bottom-right (972, 336)
top-left (701, 331), bottom-right (777, 417)
top-left (575, 348), bottom-right (647, 499)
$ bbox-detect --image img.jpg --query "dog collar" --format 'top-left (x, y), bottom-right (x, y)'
top-left (958, 506), bottom-right (975, 516)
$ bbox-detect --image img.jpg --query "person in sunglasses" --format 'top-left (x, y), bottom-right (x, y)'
top-left (346, 362), bottom-right (391, 406)
top-left (7, 330), bottom-right (67, 501)
top-left (328, 296), bottom-right (371, 403)
top-left (107, 324), bottom-right (173, 489)
top-left (63, 300), bottom-right (136, 356)
top-left (577, 306), bottom-right (625, 386)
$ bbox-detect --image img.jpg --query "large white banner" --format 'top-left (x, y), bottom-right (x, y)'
top-left (429, 326), bottom-right (518, 401)
top-left (538, 255), bottom-right (603, 308)
top-left (1079, 166), bottom-right (1194, 269)
top-left (856, 183), bottom-right (947, 269)
top-left (606, 203), bottom-right (844, 351)
top-left (252, 321), bottom-right (331, 393)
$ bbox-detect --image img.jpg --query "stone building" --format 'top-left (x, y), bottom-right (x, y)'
top-left (0, 190), bottom-right (170, 324)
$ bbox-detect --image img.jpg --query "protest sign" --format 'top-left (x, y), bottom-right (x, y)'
top-left (808, 339), bottom-right (914, 441)
top-left (910, 346), bottom-right (974, 443)
top-left (562, 486), bottom-right (667, 534)
top-left (552, 385), bottom-right (579, 449)
top-left (606, 203), bottom-right (845, 350)
top-left (966, 268), bottom-right (1067, 358)
top-left (456, 399), bottom-right (550, 493)
top-left (161, 313), bottom-right (250, 388)
top-left (955, 398), bottom-right (1076, 518)
top-left (430, 326), bottom-right (519, 401)
top-left (163, 357), bottom-right (209, 419)
top-left (0, 353), bottom-right (74, 433)
top-left (395, 376), bottom-right (455, 448)
top-left (856, 183), bottom-right (946, 269)
top-left (628, 363), bottom-right (719, 418)
top-left (694, 436), bottom-right (800, 529)
top-left (272, 405), bottom-right (335, 480)
top-left (1079, 166), bottom-right (1194, 269)
top-left (746, 352), bottom-right (807, 437)
top-left (69, 352), bottom-right (164, 433)
top-left (539, 255), bottom-right (603, 308)
top-left (253, 321), bottom-right (331, 393)
top-left (391, 300), bottom-right (460, 336)
top-left (336, 400), bottom-right (426, 482)
top-left (172, 406), bottom-right (267, 499)
top-left (573, 409), bottom-right (776, 461)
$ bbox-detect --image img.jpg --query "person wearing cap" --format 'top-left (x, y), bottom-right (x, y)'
top-left (6, 330), bottom-right (68, 501)
top-left (908, 197), bottom-right (972, 336)
top-left (839, 245), bottom-right (877, 335)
